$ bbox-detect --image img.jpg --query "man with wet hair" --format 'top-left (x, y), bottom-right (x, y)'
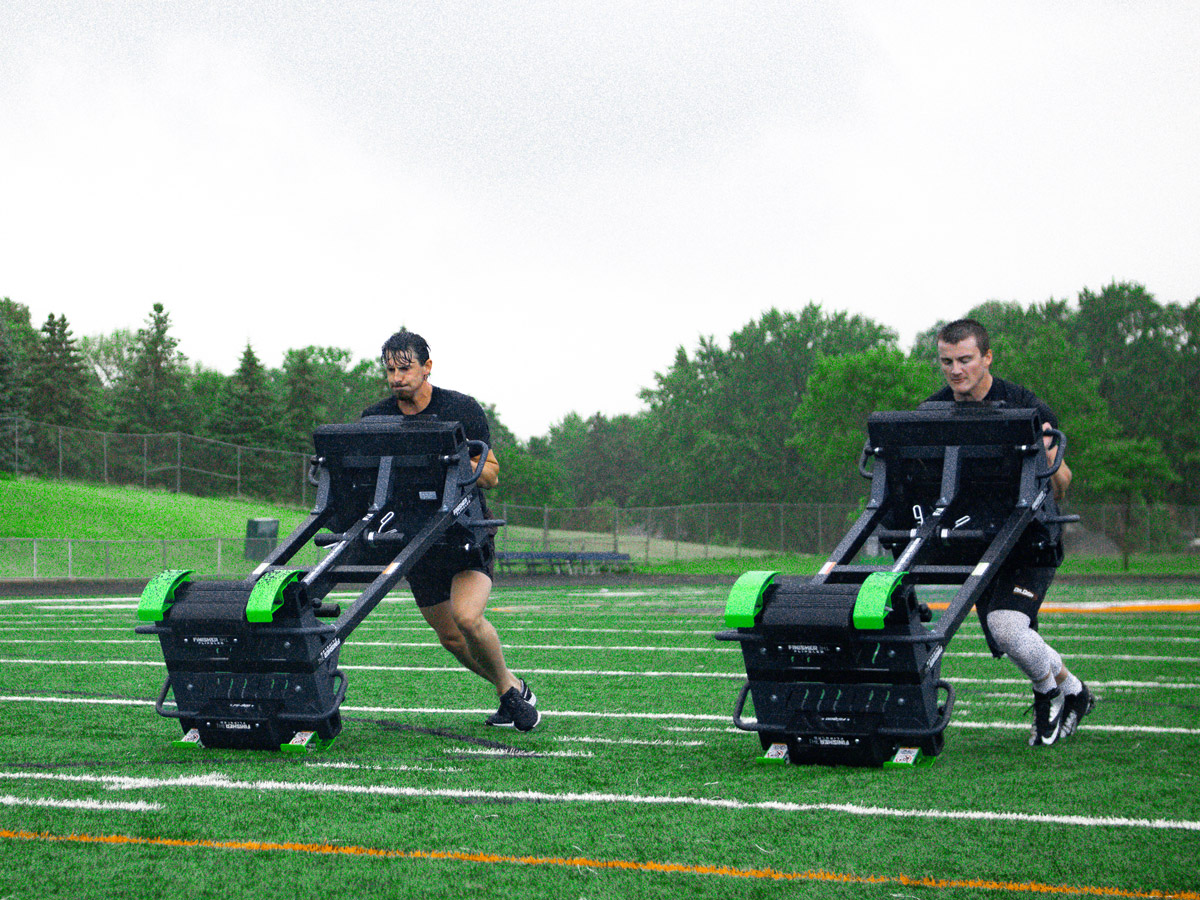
top-left (926, 318), bottom-right (1094, 747)
top-left (362, 329), bottom-right (541, 731)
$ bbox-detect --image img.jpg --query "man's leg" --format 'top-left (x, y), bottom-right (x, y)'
top-left (419, 600), bottom-right (491, 681)
top-left (447, 569), bottom-right (541, 731)
top-left (446, 569), bottom-right (520, 697)
top-left (986, 608), bottom-right (1093, 742)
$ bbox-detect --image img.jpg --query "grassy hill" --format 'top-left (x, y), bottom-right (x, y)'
top-left (1, 476), bottom-right (310, 541)
top-left (2, 476), bottom-right (1196, 579)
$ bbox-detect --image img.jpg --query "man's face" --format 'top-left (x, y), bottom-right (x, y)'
top-left (384, 351), bottom-right (432, 402)
top-left (937, 336), bottom-right (992, 400)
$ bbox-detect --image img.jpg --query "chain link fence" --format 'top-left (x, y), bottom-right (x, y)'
top-left (3, 417), bottom-right (1198, 579)
top-left (3, 501), bottom-right (1194, 580)
top-left (0, 416), bottom-right (313, 505)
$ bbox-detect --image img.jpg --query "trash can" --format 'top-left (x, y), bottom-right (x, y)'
top-left (244, 518), bottom-right (279, 562)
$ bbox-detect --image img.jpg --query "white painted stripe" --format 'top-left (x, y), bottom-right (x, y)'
top-left (340, 665), bottom-right (744, 679)
top-left (1, 771), bottom-right (1193, 832)
top-left (364, 626), bottom-right (715, 635)
top-left (0, 640), bottom-right (145, 645)
top-left (0, 695), bottom-right (153, 707)
top-left (348, 641), bottom-right (735, 653)
top-left (553, 736), bottom-right (705, 747)
top-left (305, 761), bottom-right (462, 774)
top-left (345, 705), bottom-right (733, 721)
top-left (0, 793), bottom-right (162, 812)
top-left (1, 694), bottom-right (1197, 735)
top-left (949, 721), bottom-right (1200, 735)
top-left (10, 653), bottom-right (1200, 680)
top-left (0, 659), bottom-right (162, 667)
top-left (945, 678), bottom-right (1200, 689)
top-left (953, 633), bottom-right (1200, 644)
top-left (950, 652), bottom-right (1200, 664)
top-left (0, 657), bottom-right (743, 680)
top-left (32, 607), bottom-right (137, 614)
top-left (1041, 599), bottom-right (1200, 611)
top-left (0, 599), bottom-right (144, 605)
top-left (443, 747), bottom-right (594, 758)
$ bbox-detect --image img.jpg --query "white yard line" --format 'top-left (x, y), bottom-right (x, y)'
top-left (0, 771), bottom-right (1194, 832)
top-left (949, 652), bottom-right (1200, 664)
top-left (3, 694), bottom-right (1199, 735)
top-left (553, 736), bottom-right (705, 747)
top-left (341, 665), bottom-right (744, 678)
top-left (442, 747), bottom-right (595, 758)
top-left (0, 793), bottom-right (161, 812)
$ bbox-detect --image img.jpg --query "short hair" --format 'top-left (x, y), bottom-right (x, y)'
top-left (937, 318), bottom-right (990, 354)
top-left (381, 330), bottom-right (430, 366)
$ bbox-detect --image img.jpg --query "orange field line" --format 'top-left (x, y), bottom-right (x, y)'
top-left (3, 828), bottom-right (1197, 899)
top-left (925, 602), bottom-right (1200, 614)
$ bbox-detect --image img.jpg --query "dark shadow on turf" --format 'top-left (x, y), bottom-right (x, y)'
top-left (356, 717), bottom-right (542, 756)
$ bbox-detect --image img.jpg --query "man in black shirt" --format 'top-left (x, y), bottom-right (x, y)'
top-left (928, 319), bottom-right (1095, 746)
top-left (362, 330), bottom-right (540, 731)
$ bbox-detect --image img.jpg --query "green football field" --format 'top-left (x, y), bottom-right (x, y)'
top-left (0, 580), bottom-right (1198, 899)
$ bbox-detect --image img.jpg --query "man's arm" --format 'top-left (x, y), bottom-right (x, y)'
top-left (473, 449), bottom-right (500, 490)
top-left (1042, 423), bottom-right (1072, 501)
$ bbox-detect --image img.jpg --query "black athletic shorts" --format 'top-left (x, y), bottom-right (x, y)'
top-left (976, 565), bottom-right (1056, 658)
top-left (406, 538), bottom-right (495, 609)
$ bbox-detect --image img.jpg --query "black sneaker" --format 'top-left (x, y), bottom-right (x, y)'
top-left (497, 682), bottom-right (541, 732)
top-left (1061, 682), bottom-right (1096, 738)
top-left (485, 680), bottom-right (537, 728)
top-left (1029, 686), bottom-right (1065, 746)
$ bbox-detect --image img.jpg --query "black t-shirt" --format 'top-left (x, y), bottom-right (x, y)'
top-left (924, 376), bottom-right (1058, 430)
top-left (361, 386), bottom-right (496, 539)
top-left (923, 375), bottom-right (1063, 565)
top-left (362, 386), bottom-right (492, 446)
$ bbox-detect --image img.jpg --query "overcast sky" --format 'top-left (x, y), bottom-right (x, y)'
top-left (3, 2), bottom-right (1197, 438)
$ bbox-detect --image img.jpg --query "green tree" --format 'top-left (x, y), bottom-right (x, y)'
top-left (480, 402), bottom-right (571, 507)
top-left (1072, 282), bottom-right (1175, 440)
top-left (275, 347), bottom-right (386, 428)
top-left (279, 348), bottom-right (325, 451)
top-left (545, 411), bottom-right (647, 507)
top-left (1171, 297), bottom-right (1200, 501)
top-left (213, 344), bottom-right (279, 447)
top-left (28, 313), bottom-right (100, 427)
top-left (639, 305), bottom-right (896, 504)
top-left (916, 300), bottom-right (1121, 477)
top-left (111, 303), bottom-right (189, 433)
top-left (0, 298), bottom-right (39, 418)
top-left (78, 328), bottom-right (137, 427)
top-left (1086, 438), bottom-right (1180, 570)
top-left (187, 366), bottom-right (230, 439)
top-left (790, 349), bottom-right (940, 499)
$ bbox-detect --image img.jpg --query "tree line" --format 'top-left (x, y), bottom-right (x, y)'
top-left (2, 283), bottom-right (1197, 522)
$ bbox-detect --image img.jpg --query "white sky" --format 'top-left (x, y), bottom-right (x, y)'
top-left (2, 1), bottom-right (1198, 439)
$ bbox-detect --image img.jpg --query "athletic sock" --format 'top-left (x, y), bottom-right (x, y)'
top-left (1059, 672), bottom-right (1083, 696)
top-left (1034, 672), bottom-right (1057, 694)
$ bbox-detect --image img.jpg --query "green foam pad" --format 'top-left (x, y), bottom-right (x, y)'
top-left (853, 571), bottom-right (905, 630)
top-left (245, 569), bottom-right (302, 623)
top-left (724, 570), bottom-right (778, 628)
top-left (136, 570), bottom-right (193, 622)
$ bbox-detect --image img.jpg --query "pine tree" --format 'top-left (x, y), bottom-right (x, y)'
top-left (111, 303), bottom-right (188, 433)
top-left (0, 298), bottom-right (39, 418)
top-left (216, 343), bottom-right (279, 448)
top-left (28, 313), bottom-right (99, 426)
top-left (280, 347), bottom-right (324, 451)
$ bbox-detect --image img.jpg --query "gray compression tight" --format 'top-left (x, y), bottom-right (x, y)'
top-left (985, 609), bottom-right (1062, 683)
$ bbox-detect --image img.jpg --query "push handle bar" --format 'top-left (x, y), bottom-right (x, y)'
top-left (463, 440), bottom-right (490, 487)
top-left (858, 441), bottom-right (875, 479)
top-left (1037, 427), bottom-right (1066, 480)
